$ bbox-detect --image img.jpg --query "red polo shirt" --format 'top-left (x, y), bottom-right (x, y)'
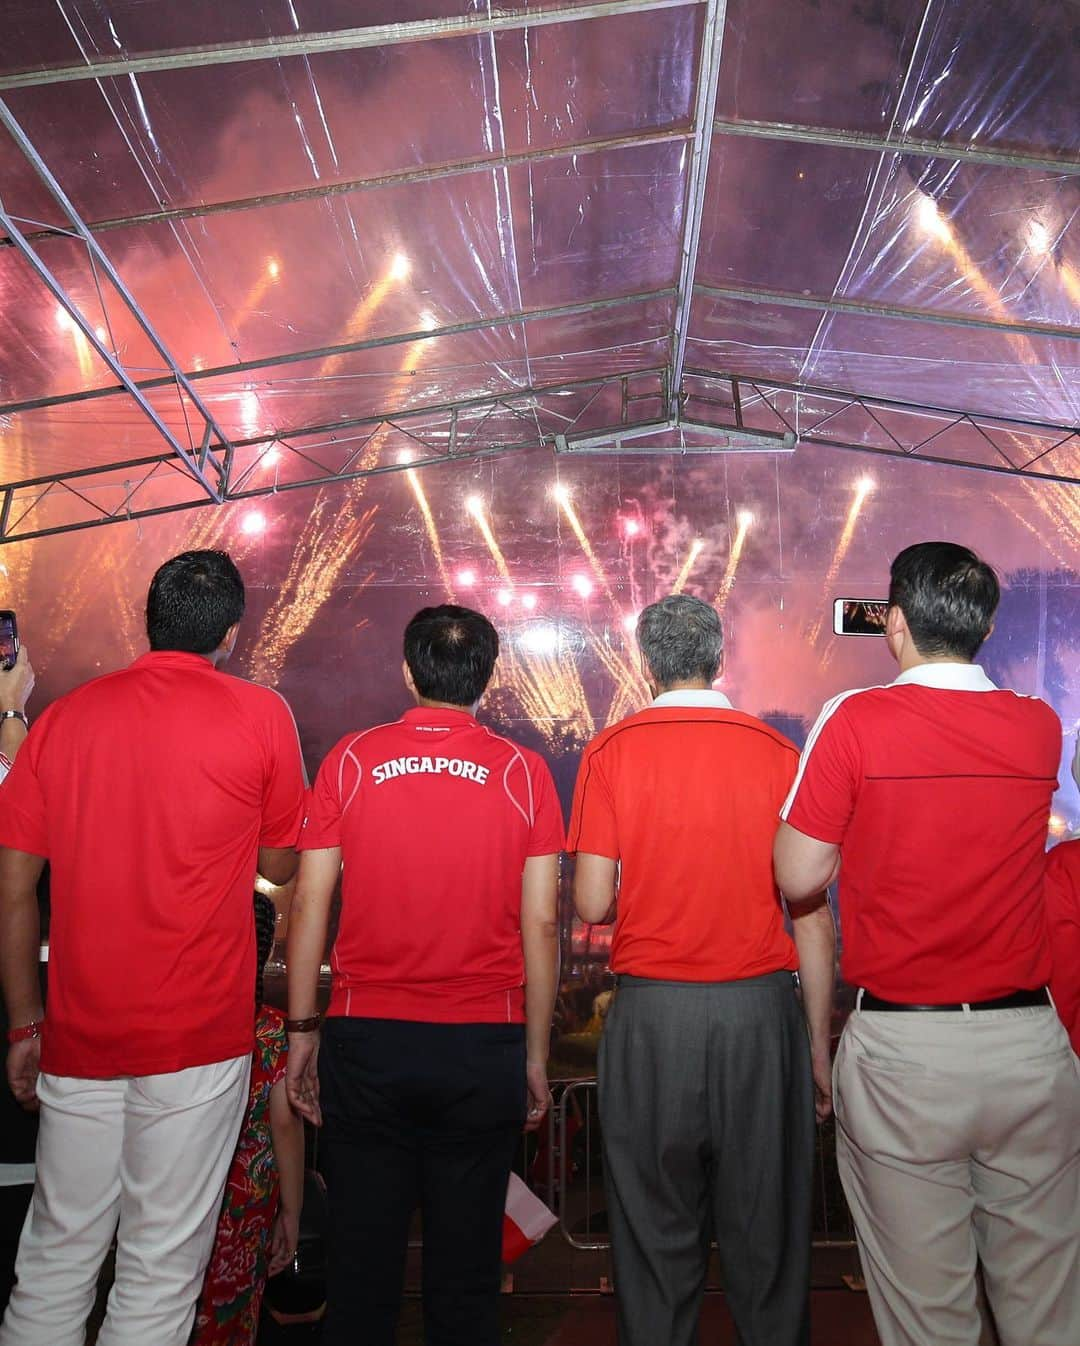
top-left (0, 652), bottom-right (306, 1078)
top-left (568, 691), bottom-right (800, 982)
top-left (782, 663), bottom-right (1060, 1002)
top-left (299, 708), bottom-right (565, 1022)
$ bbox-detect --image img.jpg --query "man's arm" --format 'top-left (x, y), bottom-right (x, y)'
top-left (284, 846), bottom-right (340, 1126)
top-left (0, 847), bottom-right (46, 1109)
top-left (521, 853), bottom-right (560, 1133)
top-left (774, 822), bottom-right (841, 901)
top-left (573, 853), bottom-right (617, 924)
top-left (0, 648), bottom-right (34, 765)
top-left (787, 894), bottom-right (836, 1121)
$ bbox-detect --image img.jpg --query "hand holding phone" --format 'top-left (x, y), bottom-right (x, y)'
top-left (0, 645), bottom-right (35, 714)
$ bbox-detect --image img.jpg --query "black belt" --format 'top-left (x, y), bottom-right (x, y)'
top-left (859, 987), bottom-right (1050, 1013)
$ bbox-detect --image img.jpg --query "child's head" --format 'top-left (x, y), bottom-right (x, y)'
top-left (254, 892), bottom-right (276, 1007)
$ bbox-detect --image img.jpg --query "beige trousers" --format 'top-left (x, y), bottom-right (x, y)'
top-left (834, 1004), bottom-right (1080, 1346)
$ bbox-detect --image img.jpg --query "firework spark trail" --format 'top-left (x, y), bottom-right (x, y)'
top-left (405, 466), bottom-right (455, 601)
top-left (586, 631), bottom-right (649, 728)
top-left (671, 538), bottom-right (705, 596)
top-left (247, 493), bottom-right (378, 686)
top-left (554, 487), bottom-right (618, 604)
top-left (502, 644), bottom-right (595, 752)
top-left (715, 511), bottom-right (754, 612)
top-left (807, 481), bottom-right (873, 643)
top-left (465, 496), bottom-right (513, 584)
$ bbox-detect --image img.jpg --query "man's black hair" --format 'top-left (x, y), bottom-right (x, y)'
top-left (888, 541), bottom-right (999, 661)
top-left (146, 550), bottom-right (245, 654)
top-left (404, 605), bottom-right (499, 707)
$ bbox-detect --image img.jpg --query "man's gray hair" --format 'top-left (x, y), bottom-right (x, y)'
top-left (636, 594), bottom-right (723, 687)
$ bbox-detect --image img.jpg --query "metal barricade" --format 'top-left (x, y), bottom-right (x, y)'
top-left (555, 1077), bottom-right (856, 1252)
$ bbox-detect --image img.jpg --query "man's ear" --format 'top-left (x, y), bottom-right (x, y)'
top-left (402, 660), bottom-right (417, 698)
top-left (639, 651), bottom-right (657, 697)
top-left (714, 652), bottom-right (726, 684)
top-left (220, 623), bottom-right (240, 657)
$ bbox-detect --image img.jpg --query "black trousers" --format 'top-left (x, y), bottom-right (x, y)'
top-left (318, 1017), bottom-right (526, 1346)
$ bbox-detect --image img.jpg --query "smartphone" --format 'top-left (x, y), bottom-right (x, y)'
top-left (833, 598), bottom-right (887, 637)
top-left (0, 611), bottom-right (18, 670)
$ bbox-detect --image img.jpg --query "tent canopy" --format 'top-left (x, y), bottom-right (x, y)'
top-left (0, 0), bottom-right (1077, 541)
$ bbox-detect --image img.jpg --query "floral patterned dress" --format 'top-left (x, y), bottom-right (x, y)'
top-left (191, 1006), bottom-right (288, 1346)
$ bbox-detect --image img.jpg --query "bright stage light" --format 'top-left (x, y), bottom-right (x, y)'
top-left (856, 474), bottom-right (876, 496)
top-left (465, 494), bottom-right (485, 518)
top-left (267, 259), bottom-right (281, 279)
top-left (496, 588), bottom-right (513, 607)
top-left (457, 568), bottom-right (477, 588)
top-left (240, 511), bottom-right (267, 536)
top-left (397, 449), bottom-right (413, 465)
top-left (54, 306), bottom-right (72, 330)
top-left (1027, 221), bottom-right (1052, 257)
top-left (622, 611), bottom-right (639, 632)
top-left (262, 446), bottom-right (280, 468)
top-left (624, 518), bottom-right (641, 537)
top-left (571, 574), bottom-right (593, 599)
top-left (418, 310), bottom-right (439, 332)
top-left (551, 482), bottom-right (572, 506)
top-left (521, 592), bottom-right (538, 611)
top-left (389, 252), bottom-right (411, 282)
top-left (914, 194), bottom-right (951, 243)
top-left (736, 509), bottom-right (755, 529)
top-left (95, 325), bottom-right (108, 343)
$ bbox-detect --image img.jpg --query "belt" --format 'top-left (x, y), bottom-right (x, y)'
top-left (858, 987), bottom-right (1051, 1013)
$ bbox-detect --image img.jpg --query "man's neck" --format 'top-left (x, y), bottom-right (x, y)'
top-left (415, 697), bottom-right (476, 716)
top-left (897, 650), bottom-right (974, 675)
top-left (653, 679), bottom-right (713, 698)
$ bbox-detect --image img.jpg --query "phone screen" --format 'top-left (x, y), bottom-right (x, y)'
top-left (834, 599), bottom-right (888, 637)
top-left (0, 611), bottom-right (18, 670)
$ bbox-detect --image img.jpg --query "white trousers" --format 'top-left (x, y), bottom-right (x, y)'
top-left (835, 1006), bottom-right (1080, 1346)
top-left (0, 1055), bottom-right (249, 1346)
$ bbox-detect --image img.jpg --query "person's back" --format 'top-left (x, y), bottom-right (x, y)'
top-left (0, 550), bottom-right (306, 1346)
top-left (776, 541), bottom-right (1080, 1346)
top-left (286, 605), bottom-right (563, 1346)
top-left (16, 655), bottom-right (302, 1077)
top-left (569, 596), bottom-right (828, 1346)
top-left (571, 703), bottom-right (799, 982)
top-left (308, 711), bottom-right (559, 1022)
top-left (786, 675), bottom-right (1059, 1001)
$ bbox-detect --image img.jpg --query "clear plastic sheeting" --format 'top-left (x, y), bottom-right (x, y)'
top-left (0, 0), bottom-right (1075, 505)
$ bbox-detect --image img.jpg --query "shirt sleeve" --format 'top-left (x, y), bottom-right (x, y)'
top-left (1046, 841), bottom-right (1080, 1055)
top-left (780, 697), bottom-right (862, 845)
top-left (0, 733), bottom-right (49, 858)
top-left (298, 742), bottom-right (349, 851)
top-left (526, 757), bottom-right (566, 856)
top-left (260, 691), bottom-right (307, 848)
top-left (567, 744), bottom-right (618, 860)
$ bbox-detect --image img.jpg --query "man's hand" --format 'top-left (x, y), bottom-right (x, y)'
top-left (285, 1032), bottom-right (321, 1126)
top-left (268, 1205), bottom-right (301, 1277)
top-left (524, 1059), bottom-right (550, 1133)
top-left (0, 647), bottom-right (34, 714)
top-left (6, 1036), bottom-right (41, 1111)
top-left (811, 1043), bottom-right (833, 1123)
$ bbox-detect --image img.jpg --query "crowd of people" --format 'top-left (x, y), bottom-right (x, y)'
top-left (0, 540), bottom-right (1076, 1346)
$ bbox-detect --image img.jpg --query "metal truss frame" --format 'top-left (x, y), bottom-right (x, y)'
top-left (680, 369), bottom-right (1080, 486)
top-left (0, 368), bottom-right (669, 543)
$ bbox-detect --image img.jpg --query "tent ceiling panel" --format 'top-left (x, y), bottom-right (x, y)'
top-left (0, 0), bottom-right (1076, 534)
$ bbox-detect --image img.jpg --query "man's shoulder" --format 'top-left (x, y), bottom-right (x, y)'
top-left (471, 720), bottom-right (550, 773)
top-left (584, 705), bottom-right (799, 758)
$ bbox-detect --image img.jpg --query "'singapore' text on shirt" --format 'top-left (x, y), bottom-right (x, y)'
top-left (370, 755), bottom-right (490, 785)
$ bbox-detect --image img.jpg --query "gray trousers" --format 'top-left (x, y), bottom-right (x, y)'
top-left (598, 971), bottom-right (814, 1346)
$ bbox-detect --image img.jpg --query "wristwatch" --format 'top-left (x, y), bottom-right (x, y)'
top-left (285, 1014), bottom-right (322, 1034)
top-left (0, 711), bottom-right (28, 729)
